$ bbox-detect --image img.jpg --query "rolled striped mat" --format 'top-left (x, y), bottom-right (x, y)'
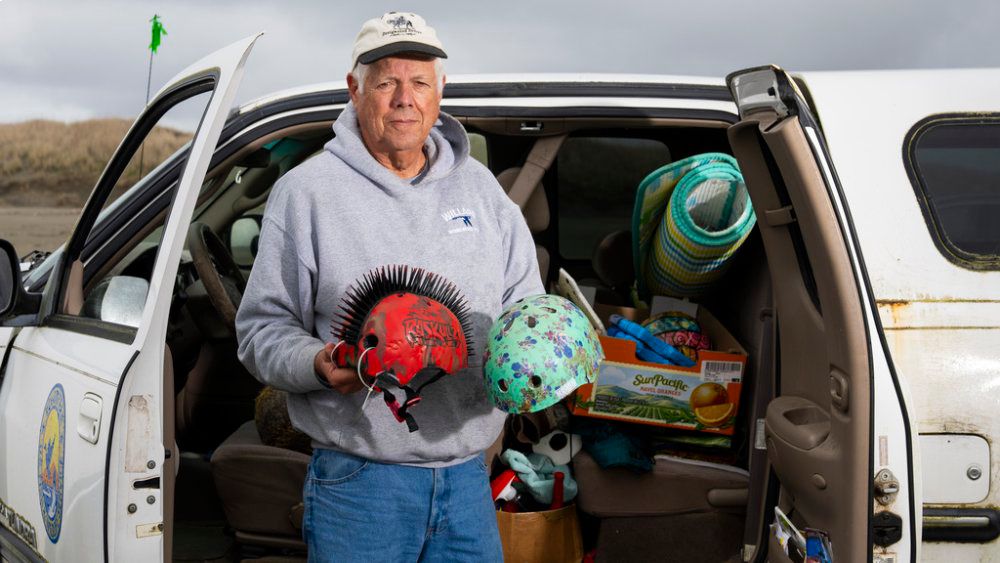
top-left (632, 153), bottom-right (756, 299)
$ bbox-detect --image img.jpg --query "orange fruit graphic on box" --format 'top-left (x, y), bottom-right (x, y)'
top-left (695, 403), bottom-right (736, 427)
top-left (689, 382), bottom-right (728, 409)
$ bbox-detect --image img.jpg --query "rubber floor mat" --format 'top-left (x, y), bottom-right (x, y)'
top-left (172, 521), bottom-right (235, 562)
top-left (595, 512), bottom-right (744, 563)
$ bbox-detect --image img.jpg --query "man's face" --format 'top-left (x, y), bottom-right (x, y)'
top-left (349, 56), bottom-right (443, 157)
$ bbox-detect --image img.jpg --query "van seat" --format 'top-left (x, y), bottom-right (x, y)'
top-left (592, 229), bottom-right (634, 294)
top-left (574, 450), bottom-right (748, 517)
top-left (496, 166), bottom-right (550, 283)
top-left (210, 421), bottom-right (309, 551)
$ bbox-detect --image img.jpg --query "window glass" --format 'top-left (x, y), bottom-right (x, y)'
top-left (557, 136), bottom-right (671, 260)
top-left (907, 117), bottom-right (1000, 266)
top-left (71, 91), bottom-right (211, 327)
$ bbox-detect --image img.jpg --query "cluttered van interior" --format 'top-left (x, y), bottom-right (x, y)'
top-left (165, 102), bottom-right (855, 562)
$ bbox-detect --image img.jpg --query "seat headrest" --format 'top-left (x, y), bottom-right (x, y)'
top-left (496, 167), bottom-right (550, 233)
top-left (592, 230), bottom-right (634, 291)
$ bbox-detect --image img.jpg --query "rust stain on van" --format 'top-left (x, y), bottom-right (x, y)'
top-left (877, 300), bottom-right (921, 331)
top-left (878, 300), bottom-right (910, 328)
top-left (124, 395), bottom-right (154, 472)
top-left (921, 418), bottom-right (987, 436)
top-left (876, 299), bottom-right (1000, 330)
top-left (877, 297), bottom-right (999, 305)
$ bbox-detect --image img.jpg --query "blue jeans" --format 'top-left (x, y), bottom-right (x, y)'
top-left (302, 448), bottom-right (503, 562)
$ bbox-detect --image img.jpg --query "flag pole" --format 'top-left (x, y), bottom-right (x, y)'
top-left (138, 48), bottom-right (153, 179)
top-left (145, 48), bottom-right (154, 105)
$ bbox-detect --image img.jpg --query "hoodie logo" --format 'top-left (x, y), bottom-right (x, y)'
top-left (442, 208), bottom-right (477, 234)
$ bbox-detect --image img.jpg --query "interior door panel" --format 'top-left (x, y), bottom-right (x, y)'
top-left (729, 107), bottom-right (872, 561)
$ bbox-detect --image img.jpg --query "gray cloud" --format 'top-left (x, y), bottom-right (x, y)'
top-left (0, 0), bottom-right (997, 124)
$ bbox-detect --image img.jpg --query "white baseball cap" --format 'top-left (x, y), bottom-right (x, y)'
top-left (351, 12), bottom-right (448, 69)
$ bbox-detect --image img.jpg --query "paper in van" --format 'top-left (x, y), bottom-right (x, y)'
top-left (554, 268), bottom-right (605, 334)
top-left (774, 506), bottom-right (807, 553)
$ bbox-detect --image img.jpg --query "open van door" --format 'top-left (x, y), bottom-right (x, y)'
top-left (726, 66), bottom-right (918, 562)
top-left (0, 35), bottom-right (259, 562)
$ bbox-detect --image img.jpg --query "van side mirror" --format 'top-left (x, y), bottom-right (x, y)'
top-left (0, 241), bottom-right (16, 316)
top-left (0, 240), bottom-right (41, 319)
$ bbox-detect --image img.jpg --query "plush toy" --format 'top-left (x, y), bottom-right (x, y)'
top-left (491, 469), bottom-right (523, 512)
top-left (532, 430), bottom-right (582, 466)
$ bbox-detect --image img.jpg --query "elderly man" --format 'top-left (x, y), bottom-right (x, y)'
top-left (235, 12), bottom-right (543, 562)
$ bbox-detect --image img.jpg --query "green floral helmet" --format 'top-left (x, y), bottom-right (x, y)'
top-left (484, 294), bottom-right (604, 414)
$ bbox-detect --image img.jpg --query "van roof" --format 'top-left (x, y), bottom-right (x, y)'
top-left (237, 73), bottom-right (728, 114)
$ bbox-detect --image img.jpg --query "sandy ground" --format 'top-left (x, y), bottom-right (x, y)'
top-left (0, 207), bottom-right (80, 255)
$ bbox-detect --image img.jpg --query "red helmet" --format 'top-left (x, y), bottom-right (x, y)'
top-left (331, 265), bottom-right (472, 431)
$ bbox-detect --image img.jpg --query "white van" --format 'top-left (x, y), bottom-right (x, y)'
top-left (0, 35), bottom-right (996, 562)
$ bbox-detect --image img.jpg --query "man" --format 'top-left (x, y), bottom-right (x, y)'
top-left (235, 12), bottom-right (543, 562)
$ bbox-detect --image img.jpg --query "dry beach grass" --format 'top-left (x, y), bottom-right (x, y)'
top-left (0, 119), bottom-right (191, 254)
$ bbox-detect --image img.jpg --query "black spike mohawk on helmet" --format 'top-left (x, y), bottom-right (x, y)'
top-left (331, 265), bottom-right (474, 351)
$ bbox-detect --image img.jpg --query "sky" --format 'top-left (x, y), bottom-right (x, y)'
top-left (1, 0), bottom-right (998, 128)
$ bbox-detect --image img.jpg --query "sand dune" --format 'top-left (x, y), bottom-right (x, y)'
top-left (0, 207), bottom-right (79, 255)
top-left (0, 118), bottom-right (192, 256)
top-left (0, 119), bottom-right (190, 208)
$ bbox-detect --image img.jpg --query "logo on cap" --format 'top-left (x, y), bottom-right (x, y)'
top-left (383, 14), bottom-right (418, 37)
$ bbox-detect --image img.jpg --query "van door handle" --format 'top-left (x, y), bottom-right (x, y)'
top-left (766, 396), bottom-right (830, 450)
top-left (78, 393), bottom-right (103, 444)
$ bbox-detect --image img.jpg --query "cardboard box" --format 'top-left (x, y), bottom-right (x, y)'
top-left (571, 303), bottom-right (748, 436)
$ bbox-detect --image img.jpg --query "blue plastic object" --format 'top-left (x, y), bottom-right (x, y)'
top-left (606, 325), bottom-right (665, 364)
top-left (608, 315), bottom-right (696, 367)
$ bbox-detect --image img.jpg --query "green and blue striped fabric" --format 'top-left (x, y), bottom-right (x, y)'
top-left (631, 152), bottom-right (756, 299)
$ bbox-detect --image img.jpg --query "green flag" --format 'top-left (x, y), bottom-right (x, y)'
top-left (149, 15), bottom-right (167, 54)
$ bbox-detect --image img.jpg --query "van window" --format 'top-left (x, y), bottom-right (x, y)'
top-left (905, 115), bottom-right (1000, 267)
top-left (73, 91), bottom-right (211, 328)
top-left (557, 136), bottom-right (671, 260)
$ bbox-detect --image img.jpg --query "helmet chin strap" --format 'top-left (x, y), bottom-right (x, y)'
top-left (374, 368), bottom-right (449, 432)
top-left (332, 343), bottom-right (451, 432)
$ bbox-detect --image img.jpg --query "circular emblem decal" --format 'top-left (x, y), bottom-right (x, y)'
top-left (37, 384), bottom-right (65, 543)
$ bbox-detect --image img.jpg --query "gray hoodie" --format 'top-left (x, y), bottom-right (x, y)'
top-left (235, 102), bottom-right (543, 466)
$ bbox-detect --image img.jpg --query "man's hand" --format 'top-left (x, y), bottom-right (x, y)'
top-left (315, 342), bottom-right (365, 394)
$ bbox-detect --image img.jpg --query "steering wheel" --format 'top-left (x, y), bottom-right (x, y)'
top-left (187, 222), bottom-right (247, 331)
